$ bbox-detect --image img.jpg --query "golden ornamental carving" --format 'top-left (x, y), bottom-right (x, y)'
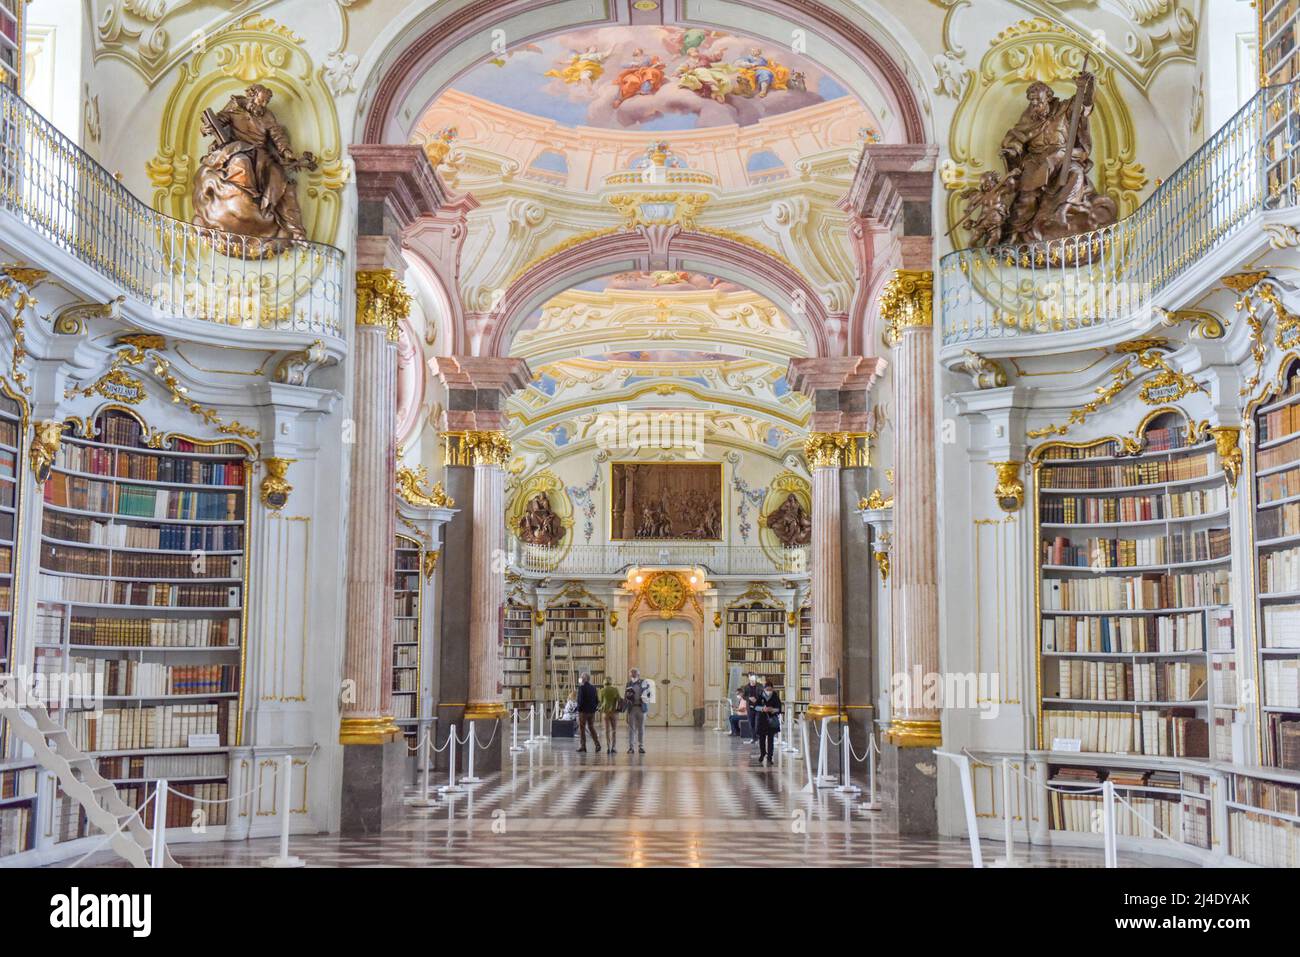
top-left (260, 457), bottom-right (294, 510)
top-left (396, 464), bottom-right (455, 508)
top-left (990, 460), bottom-right (1024, 513)
top-left (92, 368), bottom-right (147, 405)
top-left (29, 420), bottom-right (65, 485)
top-left (879, 269), bottom-right (934, 346)
top-left (804, 431), bottom-right (871, 469)
top-left (1154, 306), bottom-right (1226, 339)
top-left (712, 611), bottom-right (723, 629)
top-left (607, 192), bottom-right (711, 230)
top-left (1224, 271), bottom-right (1299, 397)
top-left (859, 488), bottom-right (894, 510)
top-left (872, 529), bottom-right (893, 584)
top-left (423, 551), bottom-right (439, 581)
top-left (1027, 349), bottom-right (1203, 439)
top-left (874, 551), bottom-right (891, 583)
top-left (355, 270), bottom-right (412, 342)
top-left (1208, 426), bottom-right (1243, 490)
top-left (463, 430), bottom-right (513, 468)
top-left (0, 266), bottom-right (43, 397)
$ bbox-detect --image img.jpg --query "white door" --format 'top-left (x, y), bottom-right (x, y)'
top-left (639, 619), bottom-right (694, 725)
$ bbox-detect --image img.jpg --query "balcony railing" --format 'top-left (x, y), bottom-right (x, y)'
top-left (511, 540), bottom-right (809, 577)
top-left (939, 80), bottom-right (1300, 348)
top-left (0, 85), bottom-right (344, 339)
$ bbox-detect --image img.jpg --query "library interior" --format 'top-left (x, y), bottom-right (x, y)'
top-left (0, 0), bottom-right (1296, 876)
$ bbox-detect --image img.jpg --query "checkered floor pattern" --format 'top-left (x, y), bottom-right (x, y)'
top-left (59, 728), bottom-right (1192, 868)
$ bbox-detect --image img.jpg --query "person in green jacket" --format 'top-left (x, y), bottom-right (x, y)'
top-left (598, 676), bottom-right (622, 754)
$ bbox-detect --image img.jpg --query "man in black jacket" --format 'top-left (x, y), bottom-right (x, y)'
top-left (575, 671), bottom-right (602, 753)
top-left (739, 674), bottom-right (763, 742)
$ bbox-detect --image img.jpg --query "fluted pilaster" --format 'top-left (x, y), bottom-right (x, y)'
top-left (807, 457), bottom-right (843, 719)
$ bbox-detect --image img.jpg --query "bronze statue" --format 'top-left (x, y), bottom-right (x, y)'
top-left (192, 84), bottom-right (317, 253)
top-left (958, 171), bottom-right (1017, 248)
top-left (995, 67), bottom-right (1117, 245)
top-left (517, 492), bottom-right (565, 546)
top-left (764, 493), bottom-right (811, 547)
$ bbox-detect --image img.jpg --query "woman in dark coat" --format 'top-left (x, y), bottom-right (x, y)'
top-left (754, 681), bottom-right (783, 765)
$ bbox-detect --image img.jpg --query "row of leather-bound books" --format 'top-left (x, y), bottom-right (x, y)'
top-left (1040, 454), bottom-right (1210, 490)
top-left (56, 443), bottom-right (245, 486)
top-left (1039, 486), bottom-right (1227, 524)
top-left (1041, 528), bottom-right (1230, 568)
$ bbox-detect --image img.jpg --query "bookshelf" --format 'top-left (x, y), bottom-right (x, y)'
top-left (503, 598), bottom-right (535, 708)
top-left (1226, 767), bottom-right (1300, 865)
top-left (797, 602), bottom-right (812, 703)
top-left (0, 1), bottom-right (20, 93)
top-left (1036, 411), bottom-right (1234, 762)
top-left (726, 598), bottom-right (787, 693)
top-left (1251, 358), bottom-right (1300, 770)
top-left (34, 408), bottom-right (248, 841)
top-left (545, 594), bottom-right (605, 705)
top-left (393, 534), bottom-right (421, 744)
top-left (1261, 0), bottom-right (1300, 87)
top-left (0, 389), bottom-right (21, 685)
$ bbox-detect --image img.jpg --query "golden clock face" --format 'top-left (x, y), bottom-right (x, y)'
top-left (645, 572), bottom-right (686, 611)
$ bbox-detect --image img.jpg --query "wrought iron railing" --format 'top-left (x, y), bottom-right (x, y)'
top-left (939, 80), bottom-right (1300, 347)
top-left (0, 85), bottom-right (344, 338)
top-left (511, 539), bottom-right (809, 576)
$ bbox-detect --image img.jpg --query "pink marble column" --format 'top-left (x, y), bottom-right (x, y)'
top-left (788, 358), bottom-right (887, 721)
top-left (339, 287), bottom-right (403, 744)
top-left (429, 359), bottom-right (531, 722)
top-left (879, 270), bottom-right (941, 748)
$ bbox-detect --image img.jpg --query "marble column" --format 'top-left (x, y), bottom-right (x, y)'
top-left (879, 269), bottom-right (941, 748)
top-left (342, 144), bottom-right (448, 833)
top-left (804, 436), bottom-right (845, 719)
top-left (339, 271), bottom-right (408, 748)
top-left (429, 358), bottom-right (531, 773)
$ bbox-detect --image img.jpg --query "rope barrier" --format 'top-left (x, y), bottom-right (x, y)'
top-left (1113, 791), bottom-right (1181, 844)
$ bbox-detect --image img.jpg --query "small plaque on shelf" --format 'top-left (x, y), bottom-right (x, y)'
top-left (188, 733), bottom-right (221, 749)
top-left (1052, 737), bottom-right (1082, 752)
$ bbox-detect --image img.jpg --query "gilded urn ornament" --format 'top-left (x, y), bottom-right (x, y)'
top-left (192, 84), bottom-right (318, 255)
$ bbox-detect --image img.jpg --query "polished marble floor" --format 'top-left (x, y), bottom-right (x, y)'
top-left (63, 727), bottom-right (1191, 868)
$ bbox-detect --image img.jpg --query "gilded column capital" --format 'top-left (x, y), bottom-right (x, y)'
top-left (879, 268), bottom-right (934, 346)
top-left (355, 269), bottom-right (412, 342)
top-left (804, 431), bottom-right (872, 469)
top-left (446, 429), bottom-right (513, 468)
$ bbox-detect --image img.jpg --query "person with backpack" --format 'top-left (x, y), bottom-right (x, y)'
top-left (598, 675), bottom-right (622, 753)
top-left (575, 671), bottom-right (601, 753)
top-left (624, 668), bottom-right (650, 754)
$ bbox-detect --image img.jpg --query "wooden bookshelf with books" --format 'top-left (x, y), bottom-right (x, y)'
top-left (33, 408), bottom-right (247, 840)
top-left (1252, 358), bottom-right (1300, 770)
top-left (503, 598), bottom-right (535, 708)
top-left (726, 596), bottom-right (787, 693)
top-left (393, 534), bottom-right (422, 743)
top-left (797, 602), bottom-right (812, 703)
top-left (1261, 0), bottom-right (1300, 87)
top-left (545, 591), bottom-right (605, 705)
top-left (1036, 411), bottom-right (1234, 762)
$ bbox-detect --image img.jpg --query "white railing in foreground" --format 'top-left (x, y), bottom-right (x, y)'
top-left (0, 85), bottom-right (345, 338)
top-left (511, 539), bottom-right (809, 576)
top-left (940, 79), bottom-right (1300, 347)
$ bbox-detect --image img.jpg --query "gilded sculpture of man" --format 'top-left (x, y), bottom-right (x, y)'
top-left (997, 70), bottom-right (1117, 245)
top-left (192, 84), bottom-right (317, 251)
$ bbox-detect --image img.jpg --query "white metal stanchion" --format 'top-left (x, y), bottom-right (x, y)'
top-left (261, 753), bottom-right (305, 867)
top-left (509, 709), bottom-right (526, 753)
top-left (461, 721), bottom-right (483, 784)
top-left (800, 718), bottom-right (815, 793)
top-left (814, 717), bottom-right (837, 786)
top-left (713, 699), bottom-right (726, 733)
top-left (438, 724), bottom-right (464, 794)
top-left (1102, 781), bottom-right (1118, 868)
top-left (936, 750), bottom-right (983, 868)
top-left (410, 730), bottom-right (438, 808)
top-left (151, 778), bottom-right (168, 868)
top-left (990, 757), bottom-right (1016, 868)
top-left (858, 735), bottom-right (882, 811)
top-left (835, 726), bottom-right (860, 794)
top-left (525, 705), bottom-right (538, 746)
top-left (782, 709), bottom-right (799, 754)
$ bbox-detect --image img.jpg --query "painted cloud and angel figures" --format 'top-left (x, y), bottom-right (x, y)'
top-left (463, 26), bottom-right (835, 130)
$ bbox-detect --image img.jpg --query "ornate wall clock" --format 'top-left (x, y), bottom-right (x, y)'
top-left (645, 571), bottom-right (687, 617)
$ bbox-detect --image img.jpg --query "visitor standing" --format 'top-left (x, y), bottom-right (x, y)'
top-left (598, 675), bottom-right (621, 753)
top-left (755, 681), bottom-right (782, 765)
top-left (575, 671), bottom-right (601, 752)
top-left (625, 668), bottom-right (650, 754)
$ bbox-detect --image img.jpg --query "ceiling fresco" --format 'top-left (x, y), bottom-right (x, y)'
top-left (448, 25), bottom-right (850, 131)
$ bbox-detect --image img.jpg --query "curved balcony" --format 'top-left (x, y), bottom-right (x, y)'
top-left (511, 540), bottom-right (809, 577)
top-left (939, 80), bottom-right (1300, 351)
top-left (0, 85), bottom-right (345, 349)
